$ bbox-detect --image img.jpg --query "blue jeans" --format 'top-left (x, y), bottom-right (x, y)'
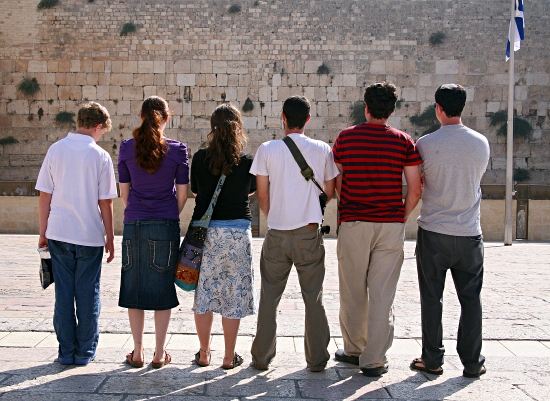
top-left (49, 239), bottom-right (103, 364)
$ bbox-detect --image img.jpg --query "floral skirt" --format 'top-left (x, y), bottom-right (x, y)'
top-left (192, 224), bottom-right (256, 319)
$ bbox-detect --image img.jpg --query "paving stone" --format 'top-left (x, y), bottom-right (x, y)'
top-left (97, 333), bottom-right (131, 349)
top-left (387, 339), bottom-right (421, 356)
top-left (100, 370), bottom-right (205, 395)
top-left (126, 397), bottom-right (235, 401)
top-left (0, 373), bottom-right (106, 393)
top-left (298, 376), bottom-right (390, 399)
top-left (0, 332), bottom-right (8, 341)
top-left (205, 376), bottom-right (296, 397)
top-left (515, 384), bottom-right (550, 401)
top-left (0, 393), bottom-right (123, 401)
top-left (0, 347), bottom-right (57, 362)
top-left (166, 334), bottom-right (200, 350)
top-left (0, 361), bottom-right (66, 376)
top-left (499, 341), bottom-right (550, 357)
top-left (35, 333), bottom-right (58, 348)
top-left (481, 340), bottom-right (516, 357)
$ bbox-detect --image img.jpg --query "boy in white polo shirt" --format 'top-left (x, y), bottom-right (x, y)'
top-left (36, 102), bottom-right (118, 365)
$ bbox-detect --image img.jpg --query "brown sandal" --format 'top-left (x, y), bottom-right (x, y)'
top-left (221, 353), bottom-right (243, 370)
top-left (410, 357), bottom-right (443, 375)
top-left (151, 351), bottom-right (171, 369)
top-left (194, 349), bottom-right (211, 367)
top-left (126, 350), bottom-right (144, 368)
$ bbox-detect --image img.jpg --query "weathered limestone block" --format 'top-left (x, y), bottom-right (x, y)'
top-left (82, 86), bottom-right (97, 100)
top-left (435, 60), bottom-right (458, 75)
top-left (314, 87), bottom-right (328, 102)
top-left (122, 86), bottom-right (143, 101)
top-left (110, 74), bottom-right (133, 86)
top-left (9, 154), bottom-right (44, 167)
top-left (133, 74), bottom-right (154, 87)
top-left (138, 61), bottom-right (154, 74)
top-left (28, 61), bottom-right (47, 73)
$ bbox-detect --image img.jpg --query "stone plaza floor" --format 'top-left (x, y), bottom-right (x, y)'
top-left (0, 235), bottom-right (548, 400)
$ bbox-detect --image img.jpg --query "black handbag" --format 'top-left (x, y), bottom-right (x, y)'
top-left (38, 247), bottom-right (54, 290)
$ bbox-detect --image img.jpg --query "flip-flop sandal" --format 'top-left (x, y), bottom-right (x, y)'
top-left (194, 349), bottom-right (211, 367)
top-left (126, 350), bottom-right (144, 368)
top-left (463, 365), bottom-right (486, 378)
top-left (221, 353), bottom-right (243, 370)
top-left (151, 351), bottom-right (171, 369)
top-left (410, 358), bottom-right (443, 375)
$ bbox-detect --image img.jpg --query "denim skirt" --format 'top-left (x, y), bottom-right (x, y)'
top-left (118, 219), bottom-right (180, 310)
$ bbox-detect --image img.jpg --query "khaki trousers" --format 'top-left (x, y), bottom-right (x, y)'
top-left (251, 225), bottom-right (330, 368)
top-left (337, 221), bottom-right (405, 368)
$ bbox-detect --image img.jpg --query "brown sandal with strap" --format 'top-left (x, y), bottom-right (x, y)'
top-left (194, 349), bottom-right (211, 367)
top-left (151, 351), bottom-right (171, 369)
top-left (126, 350), bottom-right (144, 368)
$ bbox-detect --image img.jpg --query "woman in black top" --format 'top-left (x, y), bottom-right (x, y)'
top-left (191, 103), bottom-right (257, 369)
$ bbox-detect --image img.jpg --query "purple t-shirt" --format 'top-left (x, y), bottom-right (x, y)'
top-left (118, 138), bottom-right (189, 223)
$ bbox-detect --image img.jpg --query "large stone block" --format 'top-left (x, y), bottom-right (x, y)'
top-left (435, 60), bottom-right (459, 74)
top-left (82, 86), bottom-right (97, 100)
top-left (122, 86), bottom-right (143, 101)
top-left (27, 61), bottom-right (47, 73)
top-left (110, 74), bottom-right (133, 86)
top-left (137, 61), bottom-right (154, 74)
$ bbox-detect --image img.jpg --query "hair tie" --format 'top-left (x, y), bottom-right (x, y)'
top-left (214, 125), bottom-right (218, 130)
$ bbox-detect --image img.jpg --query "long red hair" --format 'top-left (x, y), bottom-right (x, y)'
top-left (132, 96), bottom-right (170, 173)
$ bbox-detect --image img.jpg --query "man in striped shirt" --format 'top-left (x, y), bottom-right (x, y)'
top-left (332, 82), bottom-right (422, 376)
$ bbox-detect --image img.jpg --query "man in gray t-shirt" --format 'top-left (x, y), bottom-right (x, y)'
top-left (411, 84), bottom-right (490, 378)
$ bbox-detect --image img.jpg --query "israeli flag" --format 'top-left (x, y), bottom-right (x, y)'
top-left (506, 0), bottom-right (525, 61)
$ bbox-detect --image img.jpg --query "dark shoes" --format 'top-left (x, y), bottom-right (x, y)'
top-left (252, 362), bottom-right (269, 370)
top-left (308, 363), bottom-right (326, 372)
top-left (361, 364), bottom-right (389, 377)
top-left (463, 365), bottom-right (486, 378)
top-left (334, 349), bottom-right (359, 365)
top-left (410, 358), bottom-right (443, 375)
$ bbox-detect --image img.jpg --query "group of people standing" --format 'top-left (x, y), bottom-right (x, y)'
top-left (36, 80), bottom-right (489, 379)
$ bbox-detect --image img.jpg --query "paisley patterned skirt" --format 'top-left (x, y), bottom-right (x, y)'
top-left (192, 224), bottom-right (257, 319)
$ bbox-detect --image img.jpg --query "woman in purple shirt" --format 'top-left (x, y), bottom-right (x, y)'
top-left (117, 96), bottom-right (189, 369)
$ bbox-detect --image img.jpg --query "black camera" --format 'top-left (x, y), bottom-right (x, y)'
top-left (319, 193), bottom-right (330, 235)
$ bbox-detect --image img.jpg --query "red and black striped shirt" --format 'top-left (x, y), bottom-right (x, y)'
top-left (332, 123), bottom-right (422, 224)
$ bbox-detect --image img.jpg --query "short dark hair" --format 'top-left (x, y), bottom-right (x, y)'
top-left (363, 82), bottom-right (398, 119)
top-left (435, 84), bottom-right (466, 118)
top-left (283, 96), bottom-right (310, 129)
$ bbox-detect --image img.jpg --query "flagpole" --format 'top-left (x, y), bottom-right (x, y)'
top-left (504, 0), bottom-right (516, 246)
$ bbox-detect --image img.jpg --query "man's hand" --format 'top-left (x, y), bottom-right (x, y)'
top-left (105, 237), bottom-right (115, 263)
top-left (38, 235), bottom-right (48, 250)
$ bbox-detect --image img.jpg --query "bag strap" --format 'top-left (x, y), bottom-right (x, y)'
top-left (282, 136), bottom-right (326, 196)
top-left (195, 174), bottom-right (226, 228)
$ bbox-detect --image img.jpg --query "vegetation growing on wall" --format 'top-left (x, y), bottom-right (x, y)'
top-left (490, 110), bottom-right (534, 139)
top-left (228, 4), bottom-right (242, 13)
top-left (410, 105), bottom-right (439, 136)
top-left (17, 78), bottom-right (41, 98)
top-left (514, 168), bottom-right (531, 182)
top-left (349, 101), bottom-right (366, 126)
top-left (37, 108), bottom-right (44, 120)
top-left (55, 111), bottom-right (75, 124)
top-left (242, 97), bottom-right (254, 112)
top-left (37, 0), bottom-right (59, 10)
top-left (317, 62), bottom-right (330, 75)
top-left (0, 136), bottom-right (19, 146)
top-left (120, 22), bottom-right (136, 36)
top-left (429, 31), bottom-right (447, 46)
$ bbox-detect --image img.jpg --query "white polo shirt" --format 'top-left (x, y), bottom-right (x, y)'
top-left (36, 132), bottom-right (118, 247)
top-left (250, 133), bottom-right (339, 230)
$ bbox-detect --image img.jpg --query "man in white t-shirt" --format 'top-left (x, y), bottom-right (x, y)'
top-left (36, 102), bottom-right (118, 366)
top-left (250, 96), bottom-right (340, 372)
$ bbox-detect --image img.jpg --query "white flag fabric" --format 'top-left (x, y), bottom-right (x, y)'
top-left (506, 0), bottom-right (525, 61)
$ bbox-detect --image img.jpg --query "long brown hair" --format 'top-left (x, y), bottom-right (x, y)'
top-left (132, 96), bottom-right (170, 173)
top-left (205, 103), bottom-right (247, 175)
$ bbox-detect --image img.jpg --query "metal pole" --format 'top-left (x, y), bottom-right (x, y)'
top-left (504, 0), bottom-right (516, 245)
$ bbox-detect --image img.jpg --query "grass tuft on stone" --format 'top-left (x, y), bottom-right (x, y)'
top-left (37, 0), bottom-right (59, 10)
top-left (429, 31), bottom-right (447, 46)
top-left (242, 97), bottom-right (254, 112)
top-left (55, 111), bottom-right (75, 124)
top-left (491, 110), bottom-right (533, 139)
top-left (410, 105), bottom-right (439, 136)
top-left (17, 78), bottom-right (41, 98)
top-left (317, 62), bottom-right (330, 75)
top-left (228, 4), bottom-right (241, 13)
top-left (120, 22), bottom-right (136, 36)
top-left (514, 168), bottom-right (531, 182)
top-left (349, 101), bottom-right (366, 126)
top-left (0, 136), bottom-right (19, 146)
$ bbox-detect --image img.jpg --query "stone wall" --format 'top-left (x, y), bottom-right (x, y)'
top-left (5, 196), bottom-right (549, 241)
top-left (0, 0), bottom-right (549, 184)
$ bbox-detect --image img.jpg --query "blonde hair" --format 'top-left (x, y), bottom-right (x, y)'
top-left (77, 102), bottom-right (112, 131)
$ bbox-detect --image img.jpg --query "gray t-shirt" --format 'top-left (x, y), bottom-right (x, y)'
top-left (416, 124), bottom-right (490, 236)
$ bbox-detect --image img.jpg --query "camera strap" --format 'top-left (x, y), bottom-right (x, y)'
top-left (282, 136), bottom-right (327, 197)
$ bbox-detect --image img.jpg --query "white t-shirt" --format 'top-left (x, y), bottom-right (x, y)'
top-left (36, 132), bottom-right (118, 247)
top-left (250, 133), bottom-right (339, 230)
